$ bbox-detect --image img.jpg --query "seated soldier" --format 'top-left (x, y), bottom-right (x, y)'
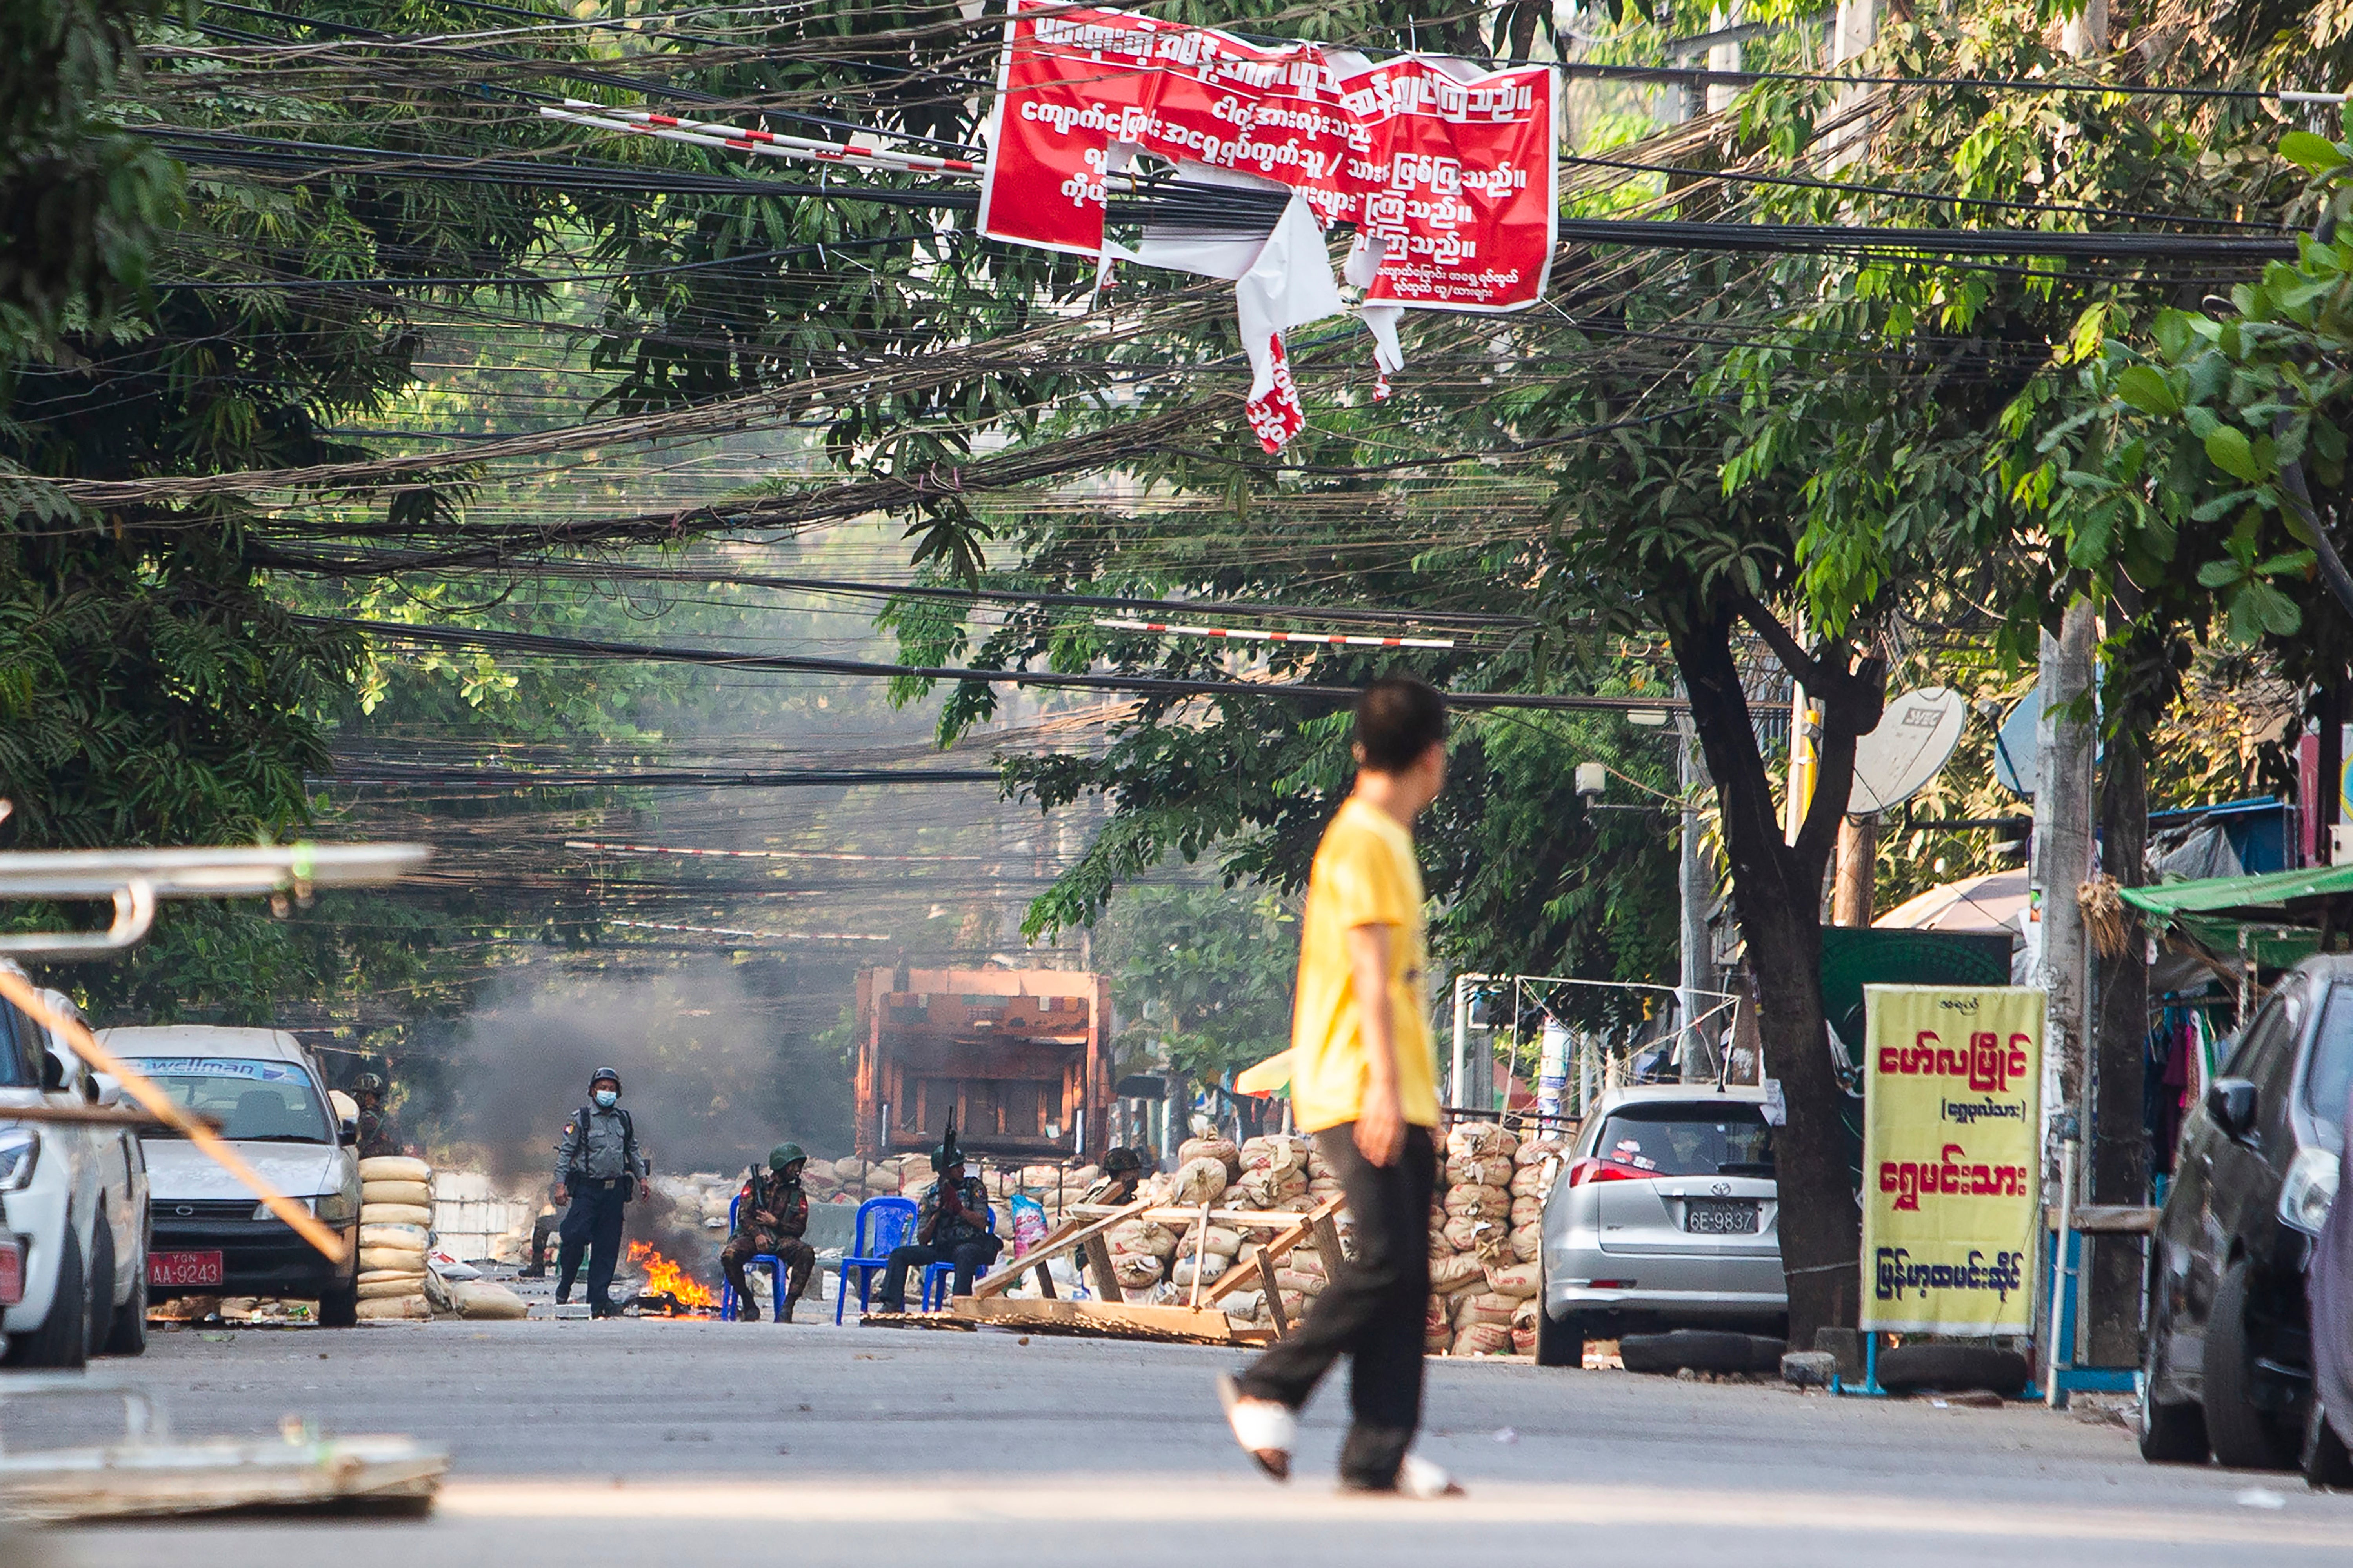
top-left (1080, 1146), bottom-right (1149, 1298)
top-left (1084, 1145), bottom-right (1147, 1205)
top-left (721, 1143), bottom-right (817, 1323)
top-left (874, 1133), bottom-right (1002, 1313)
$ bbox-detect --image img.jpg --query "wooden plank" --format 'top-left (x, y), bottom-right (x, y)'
top-left (1069, 1203), bottom-right (1337, 1230)
top-left (1254, 1247), bottom-right (1289, 1337)
top-left (1309, 1211), bottom-right (1346, 1276)
top-left (946, 1295), bottom-right (1270, 1346)
top-left (1033, 1262), bottom-right (1057, 1300)
top-left (2044, 1204), bottom-right (2160, 1234)
top-left (1187, 1201), bottom-right (1213, 1310)
top-left (1082, 1235), bottom-right (1124, 1304)
top-left (969, 1199), bottom-right (1149, 1299)
top-left (1198, 1196), bottom-right (1342, 1308)
top-left (855, 1310), bottom-right (977, 1332)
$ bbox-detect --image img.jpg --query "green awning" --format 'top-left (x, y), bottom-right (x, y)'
top-left (2119, 864), bottom-right (2353, 968)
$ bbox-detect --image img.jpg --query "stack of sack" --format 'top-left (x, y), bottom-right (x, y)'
top-left (1426, 1125), bottom-right (1571, 1355)
top-left (356, 1155), bottom-right (434, 1320)
top-left (1142, 1133), bottom-right (1350, 1323)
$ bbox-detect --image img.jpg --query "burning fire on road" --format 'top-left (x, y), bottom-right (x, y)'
top-left (626, 1241), bottom-right (719, 1316)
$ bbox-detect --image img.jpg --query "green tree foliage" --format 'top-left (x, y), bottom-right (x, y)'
top-left (2044, 114), bottom-right (2353, 695)
top-left (0, 0), bottom-right (178, 359)
top-left (1098, 883), bottom-right (1296, 1086)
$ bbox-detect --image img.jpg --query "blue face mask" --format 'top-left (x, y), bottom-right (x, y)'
top-left (593, 1089), bottom-right (618, 1110)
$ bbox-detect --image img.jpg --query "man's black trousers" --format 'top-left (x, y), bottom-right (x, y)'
top-left (557, 1180), bottom-right (630, 1314)
top-left (1237, 1121), bottom-right (1435, 1490)
top-left (876, 1238), bottom-right (1001, 1311)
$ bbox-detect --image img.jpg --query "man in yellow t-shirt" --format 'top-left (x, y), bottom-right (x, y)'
top-left (1217, 675), bottom-right (1460, 1500)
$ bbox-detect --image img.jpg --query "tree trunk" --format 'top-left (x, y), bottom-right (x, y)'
top-left (1668, 599), bottom-right (1883, 1346)
top-left (2086, 680), bottom-right (2150, 1366)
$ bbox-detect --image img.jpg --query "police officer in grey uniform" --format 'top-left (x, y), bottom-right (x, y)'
top-left (553, 1066), bottom-right (649, 1318)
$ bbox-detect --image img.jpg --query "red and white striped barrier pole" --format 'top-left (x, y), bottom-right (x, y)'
top-left (541, 100), bottom-right (981, 177)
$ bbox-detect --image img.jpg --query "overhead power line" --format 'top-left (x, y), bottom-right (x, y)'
top-left (322, 763), bottom-right (1004, 790)
top-left (256, 547), bottom-right (1535, 629)
top-left (1555, 61), bottom-right (2348, 103)
top-left (567, 839), bottom-right (993, 862)
top-left (309, 615), bottom-right (1691, 714)
top-left (606, 919), bottom-right (893, 943)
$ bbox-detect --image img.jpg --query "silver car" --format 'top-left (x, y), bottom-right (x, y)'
top-left (1535, 1084), bottom-right (1786, 1366)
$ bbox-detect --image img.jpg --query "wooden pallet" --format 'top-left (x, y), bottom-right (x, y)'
top-left (945, 1295), bottom-right (1274, 1346)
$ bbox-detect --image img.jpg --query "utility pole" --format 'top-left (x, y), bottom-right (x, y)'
top-left (2049, 0), bottom-right (2135, 1372)
top-left (1825, 0), bottom-right (1877, 165)
top-left (1704, 6), bottom-right (1743, 117)
top-left (2032, 603), bottom-right (2097, 1186)
top-left (1675, 720), bottom-right (1719, 1079)
top-left (2060, 0), bottom-right (2108, 59)
top-left (1831, 814), bottom-right (1877, 926)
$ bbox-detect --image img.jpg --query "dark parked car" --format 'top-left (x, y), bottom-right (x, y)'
top-left (2141, 954), bottom-right (2351, 1468)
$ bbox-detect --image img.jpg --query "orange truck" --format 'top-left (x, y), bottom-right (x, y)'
top-left (853, 967), bottom-right (1112, 1163)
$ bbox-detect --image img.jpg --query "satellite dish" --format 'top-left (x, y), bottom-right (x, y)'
top-left (1993, 691), bottom-right (2040, 799)
top-left (1849, 686), bottom-right (1967, 813)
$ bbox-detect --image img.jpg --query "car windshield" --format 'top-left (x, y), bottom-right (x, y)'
top-left (2305, 986), bottom-right (2353, 1151)
top-left (124, 1056), bottom-right (332, 1143)
top-left (1591, 1102), bottom-right (1775, 1176)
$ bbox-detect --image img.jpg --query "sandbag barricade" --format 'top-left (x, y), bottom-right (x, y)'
top-left (356, 1156), bottom-right (433, 1319)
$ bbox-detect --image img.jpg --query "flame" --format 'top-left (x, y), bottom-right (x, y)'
top-left (625, 1240), bottom-right (718, 1310)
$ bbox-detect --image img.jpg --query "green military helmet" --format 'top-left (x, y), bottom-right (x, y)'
top-left (352, 1072), bottom-right (384, 1096)
top-left (768, 1142), bottom-right (807, 1174)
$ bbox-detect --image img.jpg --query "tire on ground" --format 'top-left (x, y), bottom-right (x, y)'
top-left (1873, 1344), bottom-right (2030, 1397)
top-left (83, 1218), bottom-right (115, 1364)
top-left (3, 1225), bottom-right (88, 1369)
top-left (319, 1250), bottom-right (363, 1328)
top-left (1535, 1303), bottom-right (1584, 1369)
top-left (2304, 1399), bottom-right (2353, 1488)
top-left (2202, 1260), bottom-right (2297, 1470)
top-left (1617, 1329), bottom-right (1784, 1375)
top-left (2137, 1297), bottom-right (2208, 1464)
top-left (102, 1229), bottom-right (149, 1358)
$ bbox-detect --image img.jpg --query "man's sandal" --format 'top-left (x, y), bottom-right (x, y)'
top-left (1215, 1373), bottom-right (1295, 1482)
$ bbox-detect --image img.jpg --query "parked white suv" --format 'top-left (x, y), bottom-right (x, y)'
top-left (99, 1025), bottom-right (361, 1324)
top-left (0, 971), bottom-right (151, 1366)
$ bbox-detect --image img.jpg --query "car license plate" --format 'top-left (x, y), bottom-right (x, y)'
top-left (150, 1250), bottom-right (223, 1287)
top-left (1684, 1199), bottom-right (1758, 1235)
top-left (0, 1241), bottom-right (19, 1305)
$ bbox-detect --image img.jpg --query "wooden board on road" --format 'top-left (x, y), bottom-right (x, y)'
top-left (946, 1295), bottom-right (1274, 1347)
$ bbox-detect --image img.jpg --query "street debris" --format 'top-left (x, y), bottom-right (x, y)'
top-left (0, 1376), bottom-right (446, 1523)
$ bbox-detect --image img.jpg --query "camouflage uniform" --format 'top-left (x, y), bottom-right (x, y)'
top-left (875, 1171), bottom-right (1000, 1312)
top-left (355, 1097), bottom-right (401, 1160)
top-left (721, 1166), bottom-right (815, 1321)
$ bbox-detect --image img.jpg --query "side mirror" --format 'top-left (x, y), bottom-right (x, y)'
top-left (2206, 1077), bottom-right (2258, 1141)
top-left (89, 1073), bottom-right (122, 1109)
top-left (338, 1114), bottom-right (360, 1147)
top-left (39, 1052), bottom-right (65, 1093)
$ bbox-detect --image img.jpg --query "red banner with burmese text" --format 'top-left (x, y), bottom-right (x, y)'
top-left (978, 2), bottom-right (1555, 313)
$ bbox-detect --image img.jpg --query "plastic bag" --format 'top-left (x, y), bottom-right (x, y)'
top-left (1010, 1194), bottom-right (1049, 1257)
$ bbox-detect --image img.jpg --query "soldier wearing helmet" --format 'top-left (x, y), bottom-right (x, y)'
top-left (552, 1066), bottom-right (648, 1319)
top-left (720, 1143), bottom-right (816, 1323)
top-left (350, 1070), bottom-right (402, 1159)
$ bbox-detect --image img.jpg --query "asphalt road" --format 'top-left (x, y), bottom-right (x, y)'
top-left (20, 1311), bottom-right (2353, 1566)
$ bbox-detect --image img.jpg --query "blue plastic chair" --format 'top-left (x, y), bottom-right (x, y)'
top-left (919, 1203), bottom-right (1000, 1312)
top-left (835, 1196), bottom-right (920, 1323)
top-left (717, 1192), bottom-right (789, 1323)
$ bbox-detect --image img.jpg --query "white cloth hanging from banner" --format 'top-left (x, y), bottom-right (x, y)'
top-left (980, 1), bottom-right (1556, 450)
